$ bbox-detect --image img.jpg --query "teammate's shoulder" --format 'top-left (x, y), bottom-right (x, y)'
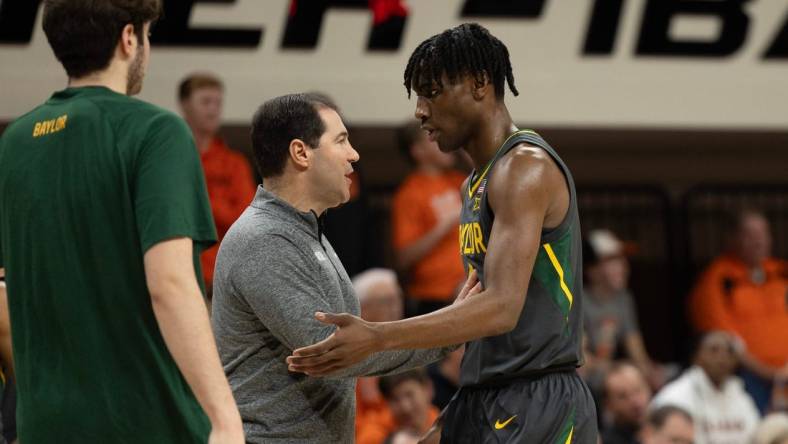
top-left (118, 96), bottom-right (179, 122)
top-left (1, 103), bottom-right (51, 139)
top-left (112, 97), bottom-right (190, 136)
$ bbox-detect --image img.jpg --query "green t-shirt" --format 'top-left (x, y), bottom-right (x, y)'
top-left (0, 86), bottom-right (217, 443)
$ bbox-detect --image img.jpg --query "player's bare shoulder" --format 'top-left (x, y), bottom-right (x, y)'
top-left (488, 142), bottom-right (569, 227)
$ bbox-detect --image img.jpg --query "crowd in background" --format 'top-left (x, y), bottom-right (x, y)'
top-left (3, 71), bottom-right (782, 444)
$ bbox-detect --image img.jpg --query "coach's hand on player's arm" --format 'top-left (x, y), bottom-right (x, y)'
top-left (286, 271), bottom-right (481, 376)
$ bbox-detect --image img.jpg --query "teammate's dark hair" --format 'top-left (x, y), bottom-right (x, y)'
top-left (251, 93), bottom-right (338, 178)
top-left (378, 368), bottom-right (430, 399)
top-left (646, 405), bottom-right (693, 430)
top-left (43, 0), bottom-right (162, 79)
top-left (403, 23), bottom-right (518, 100)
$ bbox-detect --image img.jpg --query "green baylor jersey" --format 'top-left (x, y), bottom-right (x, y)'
top-left (0, 87), bottom-right (217, 443)
top-left (458, 130), bottom-right (584, 387)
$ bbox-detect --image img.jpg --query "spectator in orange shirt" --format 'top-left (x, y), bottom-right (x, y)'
top-left (391, 121), bottom-right (466, 316)
top-left (357, 368), bottom-right (439, 444)
top-left (689, 209), bottom-right (788, 414)
top-left (178, 73), bottom-right (256, 292)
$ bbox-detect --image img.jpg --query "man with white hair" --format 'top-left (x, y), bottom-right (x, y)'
top-left (354, 269), bottom-right (404, 323)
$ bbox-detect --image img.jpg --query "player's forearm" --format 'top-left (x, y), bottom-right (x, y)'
top-left (330, 347), bottom-right (449, 379)
top-left (376, 289), bottom-right (519, 350)
top-left (150, 284), bottom-right (241, 430)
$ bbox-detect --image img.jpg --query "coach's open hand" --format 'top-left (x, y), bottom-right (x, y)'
top-left (287, 312), bottom-right (381, 376)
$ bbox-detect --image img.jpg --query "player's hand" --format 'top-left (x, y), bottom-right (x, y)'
top-left (454, 270), bottom-right (482, 304)
top-left (286, 312), bottom-right (381, 376)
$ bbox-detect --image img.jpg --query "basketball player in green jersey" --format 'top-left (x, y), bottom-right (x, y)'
top-left (288, 23), bottom-right (597, 443)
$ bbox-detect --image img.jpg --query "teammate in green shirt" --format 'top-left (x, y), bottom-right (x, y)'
top-left (0, 1), bottom-right (243, 442)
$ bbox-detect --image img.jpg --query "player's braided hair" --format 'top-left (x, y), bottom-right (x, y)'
top-left (403, 23), bottom-right (518, 100)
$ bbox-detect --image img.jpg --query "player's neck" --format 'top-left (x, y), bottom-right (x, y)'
top-left (68, 64), bottom-right (128, 95)
top-left (463, 105), bottom-right (517, 170)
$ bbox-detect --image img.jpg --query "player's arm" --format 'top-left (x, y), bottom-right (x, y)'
top-left (0, 268), bottom-right (13, 382)
top-left (287, 148), bottom-right (560, 374)
top-left (144, 238), bottom-right (243, 441)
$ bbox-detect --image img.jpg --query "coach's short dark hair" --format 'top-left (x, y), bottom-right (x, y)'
top-left (43, 0), bottom-right (161, 79)
top-left (647, 405), bottom-right (693, 430)
top-left (250, 93), bottom-right (338, 178)
top-left (378, 368), bottom-right (431, 399)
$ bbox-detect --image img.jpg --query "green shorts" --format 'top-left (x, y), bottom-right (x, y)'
top-left (441, 370), bottom-right (598, 443)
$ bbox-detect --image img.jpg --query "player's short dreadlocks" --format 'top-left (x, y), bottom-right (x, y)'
top-left (404, 23), bottom-right (518, 100)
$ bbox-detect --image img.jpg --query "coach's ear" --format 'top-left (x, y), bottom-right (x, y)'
top-left (471, 72), bottom-right (492, 101)
top-left (289, 138), bottom-right (311, 171)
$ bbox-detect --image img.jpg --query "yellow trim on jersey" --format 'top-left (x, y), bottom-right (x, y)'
top-left (565, 426), bottom-right (574, 444)
top-left (543, 243), bottom-right (573, 310)
top-left (467, 129), bottom-right (538, 198)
